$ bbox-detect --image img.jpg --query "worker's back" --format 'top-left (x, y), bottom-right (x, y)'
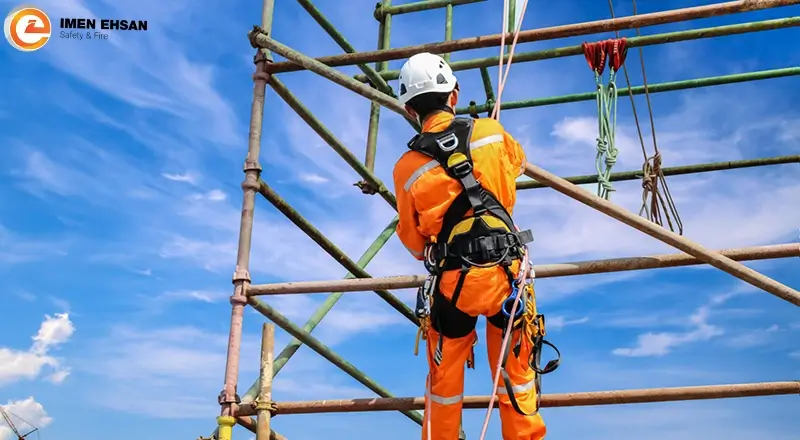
top-left (393, 111), bottom-right (527, 317)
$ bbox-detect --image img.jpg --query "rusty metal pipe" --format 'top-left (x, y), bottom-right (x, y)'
top-left (235, 381), bottom-right (800, 415)
top-left (263, 0), bottom-right (800, 73)
top-left (522, 163), bottom-right (800, 306)
top-left (256, 324), bottom-right (275, 440)
top-left (246, 244), bottom-right (799, 295)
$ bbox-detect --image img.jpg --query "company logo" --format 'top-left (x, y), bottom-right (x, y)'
top-left (4, 6), bottom-right (51, 51)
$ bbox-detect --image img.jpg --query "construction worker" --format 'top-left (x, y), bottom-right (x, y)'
top-left (392, 52), bottom-right (547, 440)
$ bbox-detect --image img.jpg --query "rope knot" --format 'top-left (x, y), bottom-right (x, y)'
top-left (604, 148), bottom-right (618, 167)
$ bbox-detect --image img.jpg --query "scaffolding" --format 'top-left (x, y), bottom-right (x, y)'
top-left (208, 1), bottom-right (800, 439)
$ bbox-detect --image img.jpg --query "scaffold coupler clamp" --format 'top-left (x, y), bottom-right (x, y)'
top-left (217, 387), bottom-right (241, 406)
top-left (254, 396), bottom-right (279, 415)
top-left (248, 25), bottom-right (269, 49)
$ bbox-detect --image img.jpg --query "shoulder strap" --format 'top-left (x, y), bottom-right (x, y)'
top-left (408, 118), bottom-right (523, 244)
top-left (408, 118), bottom-right (486, 215)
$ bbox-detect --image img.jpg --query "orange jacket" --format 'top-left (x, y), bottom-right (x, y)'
top-left (392, 112), bottom-right (526, 316)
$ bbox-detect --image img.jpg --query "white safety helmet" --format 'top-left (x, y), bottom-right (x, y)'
top-left (397, 52), bottom-right (458, 106)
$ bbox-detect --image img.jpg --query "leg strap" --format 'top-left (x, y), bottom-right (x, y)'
top-left (431, 267), bottom-right (477, 366)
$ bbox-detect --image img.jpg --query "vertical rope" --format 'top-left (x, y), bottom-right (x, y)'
top-left (491, 0), bottom-right (529, 122)
top-left (607, 0), bottom-right (683, 233)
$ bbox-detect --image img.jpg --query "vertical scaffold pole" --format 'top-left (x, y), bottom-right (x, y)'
top-left (443, 2), bottom-right (453, 62)
top-left (218, 0), bottom-right (275, 437)
top-left (256, 324), bottom-right (275, 440)
top-left (360, 0), bottom-right (393, 194)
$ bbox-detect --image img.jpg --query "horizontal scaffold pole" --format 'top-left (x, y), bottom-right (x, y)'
top-left (457, 67), bottom-right (800, 114)
top-left (247, 297), bottom-right (425, 425)
top-left (256, 180), bottom-right (417, 324)
top-left (235, 381), bottom-right (800, 415)
top-left (522, 163), bottom-right (800, 306)
top-left (354, 17), bottom-right (800, 82)
top-left (517, 155), bottom-right (800, 190)
top-left (264, 0), bottom-right (800, 74)
top-left (375, 0), bottom-right (486, 18)
top-left (246, 244), bottom-right (799, 295)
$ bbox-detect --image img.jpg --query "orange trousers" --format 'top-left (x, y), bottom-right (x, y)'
top-left (421, 322), bottom-right (546, 440)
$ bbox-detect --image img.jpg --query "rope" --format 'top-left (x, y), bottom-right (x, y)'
top-left (490, 0), bottom-right (530, 122)
top-left (477, 246), bottom-right (529, 440)
top-left (607, 0), bottom-right (683, 233)
top-left (468, 1), bottom-right (531, 436)
top-left (594, 65), bottom-right (619, 199)
top-left (582, 39), bottom-right (626, 200)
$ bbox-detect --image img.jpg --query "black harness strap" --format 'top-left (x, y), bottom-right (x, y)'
top-left (409, 117), bottom-right (537, 383)
top-left (499, 331), bottom-right (561, 416)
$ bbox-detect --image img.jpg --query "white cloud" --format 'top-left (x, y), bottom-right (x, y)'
top-left (255, 294), bottom-right (407, 345)
top-left (547, 315), bottom-right (590, 331)
top-left (77, 325), bottom-right (242, 419)
top-left (0, 313), bottom-right (74, 386)
top-left (0, 397), bottom-right (52, 440)
top-left (77, 322), bottom-right (380, 419)
top-left (724, 324), bottom-right (782, 349)
top-left (10, 290), bottom-right (35, 302)
top-left (0, 224), bottom-right (69, 264)
top-left (612, 306), bottom-right (724, 357)
top-left (300, 173), bottom-right (330, 184)
top-left (188, 189), bottom-right (227, 201)
top-left (610, 283), bottom-right (764, 357)
top-left (27, 0), bottom-right (243, 149)
top-left (31, 313), bottom-right (75, 355)
top-left (162, 172), bottom-right (199, 185)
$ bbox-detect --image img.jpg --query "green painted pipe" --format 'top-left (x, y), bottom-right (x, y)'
top-left (376, 0), bottom-right (485, 18)
top-left (458, 67), bottom-right (800, 114)
top-left (516, 155), bottom-right (800, 190)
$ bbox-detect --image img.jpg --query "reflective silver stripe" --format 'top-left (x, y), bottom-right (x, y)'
top-left (403, 134), bottom-right (505, 191)
top-left (427, 392), bottom-right (463, 405)
top-left (470, 134), bottom-right (504, 151)
top-left (404, 159), bottom-right (439, 191)
top-left (496, 378), bottom-right (535, 395)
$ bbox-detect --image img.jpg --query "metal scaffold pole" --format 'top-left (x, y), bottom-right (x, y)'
top-left (262, 1), bottom-right (800, 73)
top-left (205, 1), bottom-right (800, 438)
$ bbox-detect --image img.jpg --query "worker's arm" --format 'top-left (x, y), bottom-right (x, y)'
top-left (393, 161), bottom-right (427, 261)
top-left (503, 130), bottom-right (527, 177)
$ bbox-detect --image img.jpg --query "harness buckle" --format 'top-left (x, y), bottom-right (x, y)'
top-left (449, 160), bottom-right (473, 178)
top-left (517, 228), bottom-right (534, 245)
top-left (435, 132), bottom-right (459, 152)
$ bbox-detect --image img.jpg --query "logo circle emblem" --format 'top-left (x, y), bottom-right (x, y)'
top-left (4, 7), bottom-right (51, 52)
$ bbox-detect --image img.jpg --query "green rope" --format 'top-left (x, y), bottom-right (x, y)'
top-left (593, 68), bottom-right (620, 199)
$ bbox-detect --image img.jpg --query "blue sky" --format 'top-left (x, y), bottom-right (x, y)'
top-left (1, 0), bottom-right (799, 439)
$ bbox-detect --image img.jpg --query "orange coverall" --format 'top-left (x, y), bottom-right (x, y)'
top-left (393, 112), bottom-right (546, 440)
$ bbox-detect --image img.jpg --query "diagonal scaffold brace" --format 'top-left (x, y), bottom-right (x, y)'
top-left (522, 162), bottom-right (800, 306)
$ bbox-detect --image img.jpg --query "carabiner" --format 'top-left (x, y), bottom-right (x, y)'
top-left (501, 284), bottom-right (525, 320)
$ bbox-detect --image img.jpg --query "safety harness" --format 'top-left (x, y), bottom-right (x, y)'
top-left (408, 116), bottom-right (560, 416)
